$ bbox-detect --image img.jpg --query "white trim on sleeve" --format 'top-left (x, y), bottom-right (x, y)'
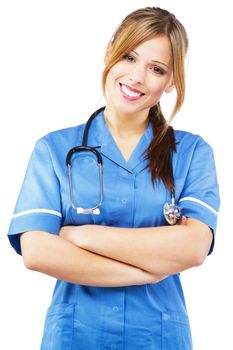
top-left (179, 197), bottom-right (218, 216)
top-left (12, 209), bottom-right (62, 218)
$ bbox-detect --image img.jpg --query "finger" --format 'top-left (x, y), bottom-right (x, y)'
top-left (180, 216), bottom-right (187, 225)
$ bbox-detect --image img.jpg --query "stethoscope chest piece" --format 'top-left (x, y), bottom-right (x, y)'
top-left (163, 200), bottom-right (181, 225)
top-left (163, 188), bottom-right (181, 225)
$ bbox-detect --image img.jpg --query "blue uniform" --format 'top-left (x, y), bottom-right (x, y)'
top-left (8, 111), bottom-right (220, 349)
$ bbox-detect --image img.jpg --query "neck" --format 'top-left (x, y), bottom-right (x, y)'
top-left (104, 106), bottom-right (149, 138)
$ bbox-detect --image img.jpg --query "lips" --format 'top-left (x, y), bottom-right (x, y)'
top-left (119, 83), bottom-right (145, 101)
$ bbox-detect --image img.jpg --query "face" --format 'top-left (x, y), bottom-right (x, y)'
top-left (105, 35), bottom-right (174, 118)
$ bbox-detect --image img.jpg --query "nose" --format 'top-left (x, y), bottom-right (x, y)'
top-left (128, 65), bottom-right (145, 84)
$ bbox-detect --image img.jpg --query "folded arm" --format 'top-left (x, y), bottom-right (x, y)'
top-left (60, 218), bottom-right (213, 276)
top-left (20, 231), bottom-right (164, 287)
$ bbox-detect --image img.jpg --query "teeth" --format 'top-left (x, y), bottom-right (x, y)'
top-left (121, 84), bottom-right (142, 97)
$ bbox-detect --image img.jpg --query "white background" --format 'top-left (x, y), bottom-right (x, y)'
top-left (0, 0), bottom-right (231, 349)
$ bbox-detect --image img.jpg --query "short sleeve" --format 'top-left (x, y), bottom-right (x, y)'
top-left (8, 139), bottom-right (62, 255)
top-left (178, 137), bottom-right (220, 254)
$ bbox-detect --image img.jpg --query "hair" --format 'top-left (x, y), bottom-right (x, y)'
top-left (102, 7), bottom-right (188, 190)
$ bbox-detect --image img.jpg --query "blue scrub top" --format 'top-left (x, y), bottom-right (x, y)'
top-left (8, 111), bottom-right (220, 350)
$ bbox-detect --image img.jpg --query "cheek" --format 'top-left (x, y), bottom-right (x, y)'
top-left (107, 61), bottom-right (130, 84)
top-left (147, 76), bottom-right (171, 99)
top-left (105, 73), bottom-right (115, 98)
top-left (106, 66), bottom-right (120, 91)
top-left (107, 63), bottom-right (123, 80)
top-left (148, 83), bottom-right (166, 101)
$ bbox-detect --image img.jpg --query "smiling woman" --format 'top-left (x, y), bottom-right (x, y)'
top-left (103, 35), bottom-right (175, 162)
top-left (7, 6), bottom-right (220, 350)
top-left (105, 36), bottom-right (173, 109)
top-left (102, 8), bottom-right (188, 188)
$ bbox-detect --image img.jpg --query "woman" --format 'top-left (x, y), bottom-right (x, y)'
top-left (8, 7), bottom-right (220, 349)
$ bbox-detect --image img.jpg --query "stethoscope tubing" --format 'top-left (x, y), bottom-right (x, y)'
top-left (65, 107), bottom-right (181, 223)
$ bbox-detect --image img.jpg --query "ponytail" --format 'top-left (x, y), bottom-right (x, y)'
top-left (145, 103), bottom-right (176, 190)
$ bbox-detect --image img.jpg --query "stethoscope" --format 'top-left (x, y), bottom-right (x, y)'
top-left (66, 107), bottom-right (182, 225)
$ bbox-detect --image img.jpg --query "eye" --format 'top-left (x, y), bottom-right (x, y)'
top-left (151, 66), bottom-right (164, 75)
top-left (122, 53), bottom-right (135, 62)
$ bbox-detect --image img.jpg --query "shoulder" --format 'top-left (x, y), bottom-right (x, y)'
top-left (174, 129), bottom-right (213, 153)
top-left (173, 130), bottom-right (215, 168)
top-left (27, 123), bottom-right (87, 166)
top-left (35, 123), bottom-right (86, 151)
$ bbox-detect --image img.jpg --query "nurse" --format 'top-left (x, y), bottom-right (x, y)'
top-left (8, 7), bottom-right (220, 350)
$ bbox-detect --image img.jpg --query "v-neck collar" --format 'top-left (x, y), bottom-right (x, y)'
top-left (86, 109), bottom-right (181, 174)
top-left (87, 111), bottom-right (152, 173)
top-left (101, 123), bottom-right (151, 172)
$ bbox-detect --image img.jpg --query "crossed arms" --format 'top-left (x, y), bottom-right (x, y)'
top-left (20, 218), bottom-right (212, 287)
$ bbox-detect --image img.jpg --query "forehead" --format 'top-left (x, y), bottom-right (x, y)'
top-left (133, 36), bottom-right (172, 63)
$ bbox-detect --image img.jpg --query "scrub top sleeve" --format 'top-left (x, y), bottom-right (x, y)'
top-left (178, 138), bottom-right (220, 254)
top-left (8, 139), bottom-right (62, 255)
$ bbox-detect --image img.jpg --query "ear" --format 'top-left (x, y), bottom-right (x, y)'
top-left (165, 84), bottom-right (174, 93)
top-left (165, 75), bottom-right (174, 93)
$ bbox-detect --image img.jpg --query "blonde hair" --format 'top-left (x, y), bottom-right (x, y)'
top-left (102, 7), bottom-right (188, 120)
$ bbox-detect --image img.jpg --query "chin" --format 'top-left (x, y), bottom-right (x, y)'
top-left (112, 100), bottom-right (145, 116)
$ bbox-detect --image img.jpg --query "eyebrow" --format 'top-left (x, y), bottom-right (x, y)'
top-left (132, 50), bottom-right (170, 69)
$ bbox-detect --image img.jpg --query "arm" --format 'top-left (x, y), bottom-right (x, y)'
top-left (60, 218), bottom-right (213, 276)
top-left (20, 231), bottom-right (165, 287)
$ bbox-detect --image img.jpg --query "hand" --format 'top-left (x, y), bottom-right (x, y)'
top-left (177, 216), bottom-right (187, 225)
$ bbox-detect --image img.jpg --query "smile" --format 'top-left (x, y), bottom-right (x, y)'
top-left (119, 83), bottom-right (145, 101)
